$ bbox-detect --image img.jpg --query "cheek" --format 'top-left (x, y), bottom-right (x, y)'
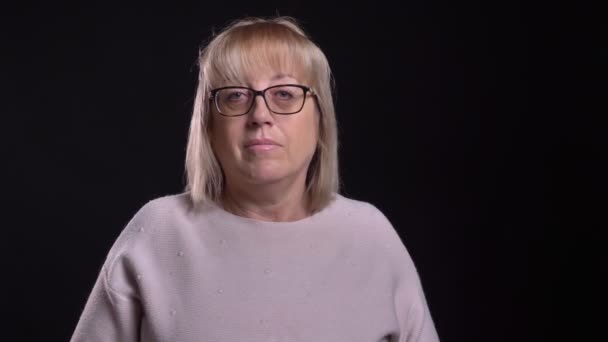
top-left (211, 119), bottom-right (242, 161)
top-left (288, 112), bottom-right (318, 157)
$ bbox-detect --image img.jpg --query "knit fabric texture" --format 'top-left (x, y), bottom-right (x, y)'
top-left (71, 192), bottom-right (439, 342)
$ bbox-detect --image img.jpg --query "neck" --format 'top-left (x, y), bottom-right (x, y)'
top-left (221, 177), bottom-right (310, 222)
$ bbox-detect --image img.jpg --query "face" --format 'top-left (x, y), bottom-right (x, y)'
top-left (210, 71), bottom-right (319, 190)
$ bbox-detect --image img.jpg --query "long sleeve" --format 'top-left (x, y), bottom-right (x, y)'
top-left (70, 262), bottom-right (142, 342)
top-left (70, 204), bottom-right (148, 342)
top-left (366, 203), bottom-right (440, 342)
top-left (395, 272), bottom-right (440, 342)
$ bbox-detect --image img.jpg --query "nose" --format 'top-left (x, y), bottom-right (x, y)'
top-left (247, 93), bottom-right (274, 127)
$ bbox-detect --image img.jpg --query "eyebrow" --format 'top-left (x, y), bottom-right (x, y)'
top-left (271, 73), bottom-right (297, 81)
top-left (215, 73), bottom-right (300, 89)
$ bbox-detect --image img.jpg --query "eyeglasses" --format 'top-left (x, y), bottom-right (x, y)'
top-left (209, 84), bottom-right (316, 117)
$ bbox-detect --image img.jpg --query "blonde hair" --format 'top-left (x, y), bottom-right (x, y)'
top-left (184, 16), bottom-right (340, 213)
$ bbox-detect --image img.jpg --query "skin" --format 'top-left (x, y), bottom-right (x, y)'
top-left (210, 71), bottom-right (319, 222)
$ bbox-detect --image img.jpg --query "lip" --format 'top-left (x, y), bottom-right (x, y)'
top-left (244, 138), bottom-right (281, 148)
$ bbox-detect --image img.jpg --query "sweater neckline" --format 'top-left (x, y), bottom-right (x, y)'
top-left (205, 193), bottom-right (341, 229)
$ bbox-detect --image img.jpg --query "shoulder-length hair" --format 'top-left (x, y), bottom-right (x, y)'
top-left (184, 16), bottom-right (339, 213)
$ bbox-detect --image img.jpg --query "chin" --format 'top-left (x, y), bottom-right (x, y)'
top-left (242, 163), bottom-right (287, 184)
top-left (246, 171), bottom-right (286, 185)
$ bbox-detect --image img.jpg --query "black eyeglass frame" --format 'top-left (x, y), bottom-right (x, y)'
top-left (209, 84), bottom-right (316, 117)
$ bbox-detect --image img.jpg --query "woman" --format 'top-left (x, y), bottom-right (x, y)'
top-left (71, 16), bottom-right (440, 342)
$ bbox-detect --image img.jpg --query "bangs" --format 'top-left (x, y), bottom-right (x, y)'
top-left (205, 23), bottom-right (315, 87)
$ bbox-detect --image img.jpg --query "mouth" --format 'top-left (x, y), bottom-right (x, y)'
top-left (244, 138), bottom-right (281, 148)
top-left (245, 144), bottom-right (280, 151)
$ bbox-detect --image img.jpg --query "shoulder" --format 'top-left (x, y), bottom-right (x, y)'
top-left (133, 191), bottom-right (194, 222)
top-left (333, 193), bottom-right (417, 269)
top-left (111, 191), bottom-right (194, 246)
top-left (332, 193), bottom-right (395, 230)
top-left (100, 192), bottom-right (196, 294)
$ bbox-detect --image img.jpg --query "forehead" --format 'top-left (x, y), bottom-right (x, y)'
top-left (214, 58), bottom-right (309, 88)
top-left (207, 33), bottom-right (312, 88)
top-left (236, 71), bottom-right (303, 89)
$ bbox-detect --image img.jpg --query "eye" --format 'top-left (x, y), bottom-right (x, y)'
top-left (277, 91), bottom-right (293, 99)
top-left (224, 90), bottom-right (249, 102)
top-left (271, 87), bottom-right (297, 101)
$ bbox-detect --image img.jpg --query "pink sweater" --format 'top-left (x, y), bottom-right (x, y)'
top-left (71, 192), bottom-right (439, 342)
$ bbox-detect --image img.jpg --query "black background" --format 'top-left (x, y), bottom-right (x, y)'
top-left (3, 1), bottom-right (602, 341)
